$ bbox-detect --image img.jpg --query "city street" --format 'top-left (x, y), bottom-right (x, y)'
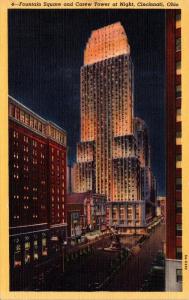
top-left (43, 222), bottom-right (165, 291)
top-left (105, 223), bottom-right (165, 291)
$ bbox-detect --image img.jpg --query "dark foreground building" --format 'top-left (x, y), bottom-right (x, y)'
top-left (166, 10), bottom-right (182, 291)
top-left (9, 95), bottom-right (67, 290)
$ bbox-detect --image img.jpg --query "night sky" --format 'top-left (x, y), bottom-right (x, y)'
top-left (8, 9), bottom-right (166, 195)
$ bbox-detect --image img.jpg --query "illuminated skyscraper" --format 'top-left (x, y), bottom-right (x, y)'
top-left (74, 22), bottom-right (156, 233)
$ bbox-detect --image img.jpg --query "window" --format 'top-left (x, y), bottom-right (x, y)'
top-left (176, 14), bottom-right (181, 29)
top-left (176, 177), bottom-right (182, 190)
top-left (176, 201), bottom-right (182, 213)
top-left (24, 241), bottom-right (31, 264)
top-left (176, 224), bottom-right (182, 236)
top-left (25, 114), bottom-right (29, 125)
top-left (176, 247), bottom-right (182, 260)
top-left (176, 108), bottom-right (181, 122)
top-left (176, 85), bottom-right (181, 98)
top-left (42, 238), bottom-right (47, 256)
top-left (176, 61), bottom-right (181, 75)
top-left (176, 154), bottom-right (182, 162)
top-left (176, 37), bottom-right (181, 52)
top-left (176, 130), bottom-right (182, 138)
top-left (14, 243), bottom-right (21, 268)
top-left (20, 110), bottom-right (25, 122)
top-left (33, 240), bottom-right (39, 261)
top-left (15, 107), bottom-right (20, 119)
top-left (176, 269), bottom-right (182, 282)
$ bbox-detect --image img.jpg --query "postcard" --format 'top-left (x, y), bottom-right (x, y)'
top-left (0, 0), bottom-right (189, 299)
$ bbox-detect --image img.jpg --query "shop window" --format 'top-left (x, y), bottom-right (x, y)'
top-left (33, 240), bottom-right (39, 261)
top-left (14, 243), bottom-right (21, 268)
top-left (42, 238), bottom-right (47, 256)
top-left (24, 241), bottom-right (31, 264)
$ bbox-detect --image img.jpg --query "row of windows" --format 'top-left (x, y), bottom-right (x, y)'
top-left (10, 105), bottom-right (46, 134)
top-left (14, 237), bottom-right (47, 268)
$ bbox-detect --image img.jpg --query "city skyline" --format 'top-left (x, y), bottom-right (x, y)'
top-left (8, 9), bottom-right (165, 195)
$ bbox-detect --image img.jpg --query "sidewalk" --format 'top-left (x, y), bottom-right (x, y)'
top-left (66, 231), bottom-right (110, 255)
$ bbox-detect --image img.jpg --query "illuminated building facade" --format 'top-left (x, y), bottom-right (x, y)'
top-left (67, 192), bottom-right (106, 239)
top-left (9, 95), bottom-right (67, 290)
top-left (74, 22), bottom-right (156, 234)
top-left (165, 10), bottom-right (182, 291)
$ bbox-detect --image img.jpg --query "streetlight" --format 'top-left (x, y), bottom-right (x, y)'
top-left (62, 240), bottom-right (67, 273)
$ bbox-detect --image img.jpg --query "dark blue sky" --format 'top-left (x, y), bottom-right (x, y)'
top-left (8, 9), bottom-right (166, 195)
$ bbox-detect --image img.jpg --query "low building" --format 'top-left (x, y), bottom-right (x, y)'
top-left (66, 192), bottom-right (106, 239)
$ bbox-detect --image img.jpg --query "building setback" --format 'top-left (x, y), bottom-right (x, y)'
top-left (165, 10), bottom-right (182, 291)
top-left (73, 22), bottom-right (156, 234)
top-left (9, 95), bottom-right (67, 290)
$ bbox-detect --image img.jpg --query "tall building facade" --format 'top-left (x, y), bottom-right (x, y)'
top-left (9, 96), bottom-right (67, 290)
top-left (74, 22), bottom-right (156, 234)
top-left (165, 10), bottom-right (182, 291)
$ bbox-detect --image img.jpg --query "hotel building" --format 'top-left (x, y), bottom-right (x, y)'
top-left (74, 22), bottom-right (156, 234)
top-left (165, 10), bottom-right (182, 291)
top-left (9, 95), bottom-right (67, 290)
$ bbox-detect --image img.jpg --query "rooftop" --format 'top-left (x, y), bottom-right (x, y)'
top-left (84, 22), bottom-right (130, 65)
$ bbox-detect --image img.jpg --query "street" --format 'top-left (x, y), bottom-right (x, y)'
top-left (105, 223), bottom-right (165, 290)
top-left (42, 222), bottom-right (165, 291)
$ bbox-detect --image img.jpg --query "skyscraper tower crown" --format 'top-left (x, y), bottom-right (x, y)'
top-left (84, 22), bottom-right (130, 65)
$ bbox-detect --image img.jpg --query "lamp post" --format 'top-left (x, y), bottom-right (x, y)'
top-left (62, 240), bottom-right (67, 273)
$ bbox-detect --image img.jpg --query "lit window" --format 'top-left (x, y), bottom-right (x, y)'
top-left (176, 61), bottom-right (181, 75)
top-left (33, 240), bottom-right (39, 261)
top-left (15, 107), bottom-right (20, 119)
top-left (24, 241), bottom-right (31, 264)
top-left (14, 243), bottom-right (21, 268)
top-left (42, 238), bottom-right (47, 256)
top-left (176, 14), bottom-right (181, 29)
top-left (20, 110), bottom-right (25, 122)
top-left (176, 108), bottom-right (181, 122)
top-left (25, 114), bottom-right (29, 125)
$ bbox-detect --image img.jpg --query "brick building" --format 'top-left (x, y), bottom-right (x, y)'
top-left (165, 10), bottom-right (182, 291)
top-left (9, 95), bottom-right (67, 290)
